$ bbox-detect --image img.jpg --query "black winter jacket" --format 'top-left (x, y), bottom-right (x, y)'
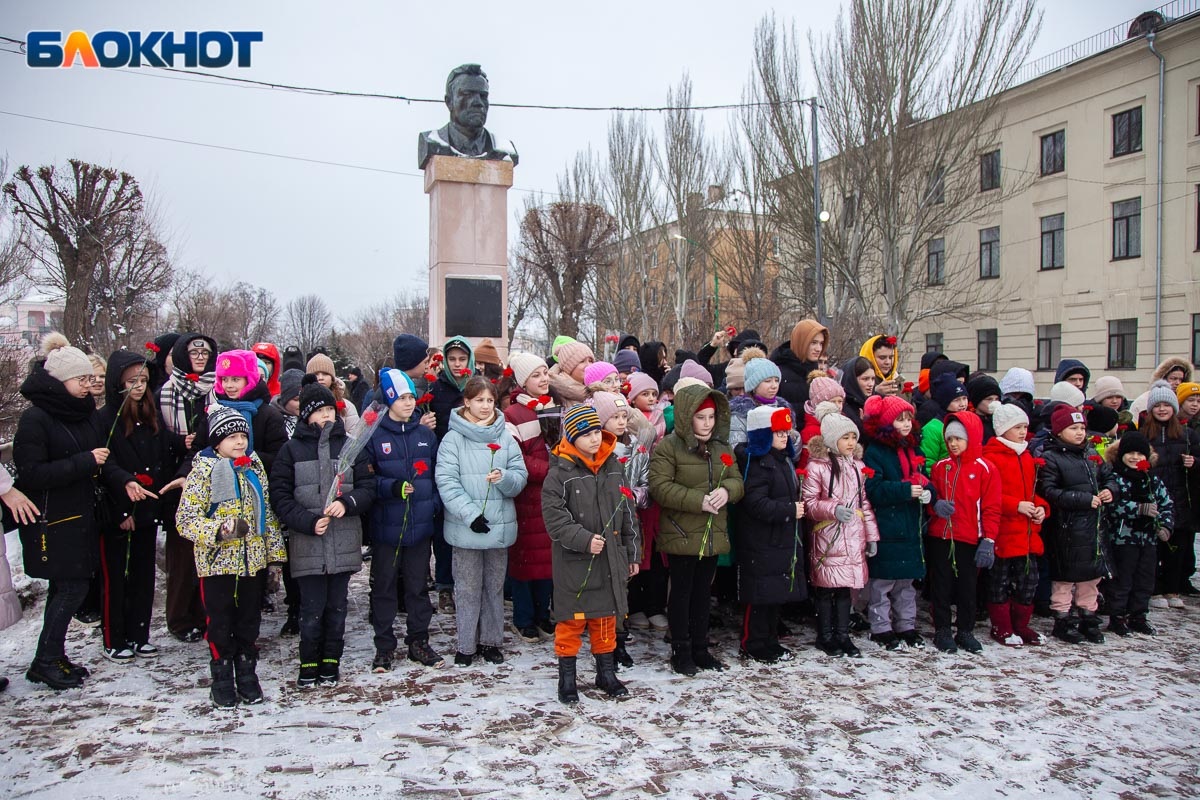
top-left (1145, 424), bottom-right (1200, 531)
top-left (1037, 440), bottom-right (1120, 582)
top-left (770, 343), bottom-right (818, 413)
top-left (736, 446), bottom-right (807, 605)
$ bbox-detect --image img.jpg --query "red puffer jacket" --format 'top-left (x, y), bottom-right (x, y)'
top-left (981, 437), bottom-right (1049, 558)
top-left (928, 412), bottom-right (1001, 545)
top-left (503, 396), bottom-right (554, 581)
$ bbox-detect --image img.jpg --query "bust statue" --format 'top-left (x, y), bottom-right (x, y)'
top-left (418, 64), bottom-right (519, 170)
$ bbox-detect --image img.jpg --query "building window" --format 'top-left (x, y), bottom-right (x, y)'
top-left (842, 194), bottom-right (857, 228)
top-left (927, 238), bottom-right (945, 286)
top-left (1193, 314), bottom-right (1200, 367)
top-left (979, 226), bottom-right (1000, 279)
top-left (1108, 319), bottom-right (1138, 370)
top-left (1040, 130), bottom-right (1065, 175)
top-left (927, 167), bottom-right (945, 205)
top-left (1037, 324), bottom-right (1061, 371)
top-left (977, 329), bottom-right (998, 372)
top-left (925, 333), bottom-right (944, 354)
top-left (1112, 107), bottom-right (1142, 157)
top-left (1112, 198), bottom-right (1141, 260)
top-left (26, 310), bottom-right (45, 329)
top-left (1040, 213), bottom-right (1065, 270)
top-left (980, 150), bottom-right (1000, 192)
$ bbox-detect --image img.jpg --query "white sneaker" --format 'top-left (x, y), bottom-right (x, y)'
top-left (1167, 595), bottom-right (1185, 609)
top-left (103, 647), bottom-right (135, 662)
top-left (627, 612), bottom-right (650, 630)
top-left (647, 613), bottom-right (669, 631)
top-left (1150, 596), bottom-right (1169, 609)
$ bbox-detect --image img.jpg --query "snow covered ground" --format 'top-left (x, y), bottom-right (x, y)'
top-left (2, 530), bottom-right (1199, 799)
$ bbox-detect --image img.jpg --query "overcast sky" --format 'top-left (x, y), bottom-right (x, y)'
top-left (0, 0), bottom-right (1152, 327)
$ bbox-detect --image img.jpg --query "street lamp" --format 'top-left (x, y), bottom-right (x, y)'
top-left (672, 233), bottom-right (719, 331)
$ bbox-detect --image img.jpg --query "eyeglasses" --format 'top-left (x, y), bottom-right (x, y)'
top-left (187, 349), bottom-right (210, 357)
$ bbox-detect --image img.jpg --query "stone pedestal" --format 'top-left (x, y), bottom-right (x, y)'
top-left (424, 155), bottom-right (512, 358)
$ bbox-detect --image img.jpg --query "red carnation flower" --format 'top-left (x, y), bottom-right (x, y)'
top-left (1032, 458), bottom-right (1046, 468)
top-left (620, 486), bottom-right (636, 501)
top-left (362, 410), bottom-right (378, 425)
top-left (233, 456), bottom-right (252, 468)
top-left (796, 468), bottom-right (807, 478)
top-left (186, 373), bottom-right (200, 382)
top-left (144, 342), bottom-right (160, 353)
top-left (1135, 460), bottom-right (1150, 472)
top-left (490, 378), bottom-right (497, 384)
top-left (502, 367), bottom-right (513, 377)
top-left (720, 453), bottom-right (734, 468)
top-left (134, 473), bottom-right (153, 486)
top-left (903, 382), bottom-right (915, 393)
top-left (414, 460), bottom-right (429, 475)
top-left (725, 326), bottom-right (738, 337)
top-left (605, 334), bottom-right (618, 343)
top-left (538, 395), bottom-right (552, 406)
top-left (459, 368), bottom-right (471, 377)
top-left (1083, 404), bottom-right (1094, 412)
top-left (424, 373), bottom-right (437, 382)
top-left (1090, 435), bottom-right (1103, 445)
top-left (618, 456), bottom-right (629, 464)
top-left (487, 443), bottom-right (502, 452)
top-left (526, 399), bottom-right (539, 409)
top-left (418, 393), bottom-right (434, 405)
top-left (336, 400), bottom-right (346, 411)
top-left (862, 467), bottom-right (876, 478)
top-left (637, 445), bottom-right (648, 454)
top-left (1088, 454), bottom-right (1103, 464)
top-left (884, 336), bottom-right (897, 347)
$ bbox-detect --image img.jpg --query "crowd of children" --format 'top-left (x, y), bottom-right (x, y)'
top-left (5, 323), bottom-right (1199, 706)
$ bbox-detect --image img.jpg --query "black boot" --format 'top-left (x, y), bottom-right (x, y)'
top-left (209, 658), bottom-right (238, 708)
top-left (613, 632), bottom-right (634, 670)
top-left (234, 653), bottom-right (264, 705)
top-left (670, 641), bottom-right (699, 676)
top-left (1128, 614), bottom-right (1158, 636)
top-left (834, 591), bottom-right (861, 658)
top-left (1051, 612), bottom-right (1084, 644)
top-left (1078, 613), bottom-right (1105, 644)
top-left (814, 592), bottom-right (843, 657)
top-left (595, 652), bottom-right (629, 698)
top-left (692, 644), bottom-right (727, 671)
top-left (318, 639), bottom-right (343, 686)
top-left (297, 639), bottom-right (320, 689)
top-left (26, 657), bottom-right (83, 691)
top-left (1107, 615), bottom-right (1131, 637)
top-left (279, 612), bottom-right (299, 637)
top-left (557, 657), bottom-right (579, 704)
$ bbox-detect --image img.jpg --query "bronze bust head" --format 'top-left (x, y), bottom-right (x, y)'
top-left (418, 64), bottom-right (519, 170)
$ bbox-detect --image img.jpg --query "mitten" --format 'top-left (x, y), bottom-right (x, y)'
top-left (1156, 527), bottom-right (1171, 542)
top-left (933, 499), bottom-right (955, 519)
top-left (919, 489), bottom-right (932, 505)
top-left (974, 538), bottom-right (995, 569)
top-left (392, 480), bottom-right (412, 499)
top-left (218, 518), bottom-right (250, 542)
top-left (834, 505), bottom-right (855, 523)
top-left (865, 541), bottom-right (878, 558)
top-left (1138, 502), bottom-right (1159, 518)
top-left (470, 515), bottom-right (491, 534)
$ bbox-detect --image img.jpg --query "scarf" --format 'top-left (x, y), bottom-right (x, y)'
top-left (208, 457), bottom-right (267, 538)
top-left (160, 369), bottom-right (216, 435)
top-left (996, 436), bottom-right (1028, 456)
top-left (218, 395), bottom-right (263, 453)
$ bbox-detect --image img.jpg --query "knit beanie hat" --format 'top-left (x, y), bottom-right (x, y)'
top-left (379, 368), bottom-right (416, 403)
top-left (743, 349), bottom-right (782, 394)
top-left (299, 383), bottom-right (337, 422)
top-left (507, 352), bottom-right (546, 388)
top-left (216, 350), bottom-right (261, 396)
top-left (1118, 431), bottom-right (1152, 460)
top-left (943, 420), bottom-right (968, 442)
top-left (1176, 382), bottom-right (1200, 406)
top-left (999, 367), bottom-right (1035, 398)
top-left (562, 403), bottom-right (602, 444)
top-left (821, 412), bottom-right (859, 451)
top-left (1086, 404), bottom-right (1119, 435)
top-left (932, 374), bottom-right (968, 410)
top-left (725, 357), bottom-right (746, 391)
top-left (279, 369), bottom-right (304, 404)
top-left (1091, 375), bottom-right (1126, 405)
top-left (1051, 405), bottom-right (1086, 436)
top-left (583, 361), bottom-right (618, 387)
top-left (474, 338), bottom-right (501, 367)
top-left (625, 372), bottom-right (658, 401)
top-left (556, 341), bottom-right (594, 378)
top-left (208, 405), bottom-right (249, 447)
top-left (1147, 379), bottom-right (1179, 414)
top-left (613, 349), bottom-right (640, 375)
top-left (306, 352), bottom-right (336, 377)
top-left (551, 335), bottom-right (578, 362)
top-left (40, 333), bottom-right (93, 382)
top-left (679, 359), bottom-right (714, 387)
top-left (392, 334), bottom-right (429, 371)
top-left (863, 394), bottom-right (914, 431)
top-left (814, 400), bottom-right (841, 422)
top-left (991, 403), bottom-right (1029, 437)
top-left (1049, 381), bottom-right (1086, 408)
top-left (808, 375), bottom-right (845, 408)
top-left (588, 391), bottom-right (629, 427)
top-left (967, 375), bottom-right (1002, 410)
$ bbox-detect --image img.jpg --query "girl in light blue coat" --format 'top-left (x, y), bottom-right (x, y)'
top-left (435, 376), bottom-right (527, 666)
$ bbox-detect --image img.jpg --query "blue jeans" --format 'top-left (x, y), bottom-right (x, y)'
top-left (510, 578), bottom-right (552, 628)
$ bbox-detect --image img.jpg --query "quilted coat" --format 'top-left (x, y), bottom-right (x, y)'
top-left (802, 435), bottom-right (880, 589)
top-left (435, 407), bottom-right (527, 549)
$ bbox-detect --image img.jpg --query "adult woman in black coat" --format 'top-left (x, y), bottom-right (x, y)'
top-left (13, 334), bottom-right (108, 690)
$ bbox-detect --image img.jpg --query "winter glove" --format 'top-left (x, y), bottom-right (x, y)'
top-left (1138, 502), bottom-right (1159, 518)
top-left (1156, 527), bottom-right (1171, 542)
top-left (392, 480), bottom-right (413, 499)
top-left (974, 538), bottom-right (995, 569)
top-left (933, 499), bottom-right (955, 520)
top-left (865, 541), bottom-right (878, 558)
top-left (470, 515), bottom-right (491, 534)
top-left (834, 505), bottom-right (856, 523)
top-left (919, 489), bottom-right (932, 505)
top-left (218, 518), bottom-right (249, 542)
top-left (266, 565), bottom-right (282, 594)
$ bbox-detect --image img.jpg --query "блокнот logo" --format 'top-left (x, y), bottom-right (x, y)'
top-left (26, 30), bottom-right (263, 68)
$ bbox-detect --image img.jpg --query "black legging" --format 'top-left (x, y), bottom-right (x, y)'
top-left (666, 554), bottom-right (719, 648)
top-left (36, 578), bottom-right (90, 661)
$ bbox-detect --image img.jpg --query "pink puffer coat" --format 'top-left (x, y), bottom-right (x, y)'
top-left (802, 436), bottom-right (880, 590)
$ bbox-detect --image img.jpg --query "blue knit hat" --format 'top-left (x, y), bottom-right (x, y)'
top-left (562, 404), bottom-right (602, 444)
top-left (743, 353), bottom-right (782, 394)
top-left (392, 334), bottom-right (429, 372)
top-left (613, 349), bottom-right (641, 375)
top-left (379, 368), bottom-right (416, 404)
top-left (932, 374), bottom-right (968, 410)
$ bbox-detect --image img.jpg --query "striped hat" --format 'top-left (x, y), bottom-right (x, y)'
top-left (562, 404), bottom-right (602, 444)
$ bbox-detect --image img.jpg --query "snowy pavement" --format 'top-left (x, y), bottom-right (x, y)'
top-left (2, 532), bottom-right (1199, 799)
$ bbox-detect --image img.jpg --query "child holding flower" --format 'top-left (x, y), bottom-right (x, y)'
top-left (364, 369), bottom-right (443, 671)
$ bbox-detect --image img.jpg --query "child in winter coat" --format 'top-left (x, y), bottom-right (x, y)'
top-left (737, 406), bottom-right (806, 662)
top-left (862, 395), bottom-right (932, 651)
top-left (1105, 432), bottom-right (1173, 636)
top-left (803, 411), bottom-right (881, 658)
top-left (1037, 405), bottom-right (1119, 645)
top-left (582, 361), bottom-right (622, 398)
top-left (270, 384), bottom-right (375, 688)
top-left (648, 385), bottom-right (745, 675)
top-left (542, 405), bottom-right (640, 703)
top-left (920, 375), bottom-right (970, 469)
top-left (364, 369), bottom-right (443, 672)
top-left (306, 352), bottom-right (360, 431)
top-left (728, 347), bottom-right (796, 449)
top-left (177, 406), bottom-right (287, 707)
top-left (502, 352), bottom-right (561, 646)
top-left (194, 350), bottom-right (289, 473)
top-left (981, 404), bottom-right (1050, 646)
top-left (96, 349), bottom-right (185, 662)
top-left (435, 376), bottom-right (528, 666)
top-left (622, 372), bottom-right (669, 636)
top-left (926, 411), bottom-right (1001, 654)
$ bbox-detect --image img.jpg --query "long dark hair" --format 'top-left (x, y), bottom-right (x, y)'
top-left (1142, 413), bottom-right (1184, 441)
top-left (119, 364), bottom-right (159, 436)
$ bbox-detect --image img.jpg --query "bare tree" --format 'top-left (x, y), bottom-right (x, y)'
top-left (282, 294), bottom-right (332, 355)
top-left (0, 158), bottom-right (33, 309)
top-left (341, 290), bottom-right (429, 375)
top-left (167, 270), bottom-right (280, 351)
top-left (3, 160), bottom-right (145, 346)
top-left (506, 247), bottom-right (540, 351)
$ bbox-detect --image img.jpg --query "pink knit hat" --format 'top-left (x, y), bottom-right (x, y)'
top-left (215, 349), bottom-right (261, 397)
top-left (679, 359), bottom-right (714, 387)
top-left (588, 391), bottom-right (630, 427)
top-left (625, 372), bottom-right (658, 401)
top-left (583, 361), bottom-right (618, 387)
top-left (556, 341), bottom-right (594, 377)
top-left (808, 376), bottom-right (845, 408)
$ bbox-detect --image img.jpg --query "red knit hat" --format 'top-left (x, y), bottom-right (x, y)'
top-left (1051, 404), bottom-right (1086, 436)
top-left (696, 396), bottom-right (716, 414)
top-left (864, 393), bottom-right (914, 430)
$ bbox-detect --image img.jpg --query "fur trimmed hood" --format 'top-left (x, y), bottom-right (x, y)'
top-left (805, 434), bottom-right (863, 462)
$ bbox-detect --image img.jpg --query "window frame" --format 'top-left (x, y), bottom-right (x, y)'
top-left (980, 149), bottom-right (1001, 192)
top-left (1112, 197), bottom-right (1142, 260)
top-left (1040, 213), bottom-right (1065, 270)
top-left (1107, 318), bottom-right (1138, 370)
top-left (979, 226), bottom-right (1000, 279)
top-left (927, 238), bottom-right (946, 286)
top-left (1036, 324), bottom-right (1061, 371)
top-left (1192, 313), bottom-right (1200, 368)
top-left (925, 333), bottom-right (944, 355)
top-left (1040, 130), bottom-right (1065, 175)
top-left (1112, 106), bottom-right (1143, 158)
top-left (977, 328), bottom-right (998, 372)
